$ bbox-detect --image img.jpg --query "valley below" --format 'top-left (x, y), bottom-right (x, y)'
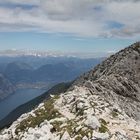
top-left (0, 88), bottom-right (45, 120)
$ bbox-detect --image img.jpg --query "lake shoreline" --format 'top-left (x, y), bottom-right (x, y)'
top-left (0, 88), bottom-right (46, 120)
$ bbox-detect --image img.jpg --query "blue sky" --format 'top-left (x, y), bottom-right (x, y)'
top-left (0, 0), bottom-right (139, 57)
top-left (0, 32), bottom-right (134, 53)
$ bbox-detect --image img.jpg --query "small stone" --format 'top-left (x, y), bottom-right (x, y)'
top-left (82, 136), bottom-right (88, 140)
top-left (92, 132), bottom-right (109, 140)
top-left (85, 115), bottom-right (101, 129)
top-left (61, 131), bottom-right (71, 140)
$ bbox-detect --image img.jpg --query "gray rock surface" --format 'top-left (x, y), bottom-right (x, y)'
top-left (73, 42), bottom-right (140, 120)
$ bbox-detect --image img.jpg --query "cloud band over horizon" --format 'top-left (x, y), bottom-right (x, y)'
top-left (0, 0), bottom-right (140, 39)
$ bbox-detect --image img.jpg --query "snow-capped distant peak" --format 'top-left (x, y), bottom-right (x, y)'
top-left (0, 49), bottom-right (68, 58)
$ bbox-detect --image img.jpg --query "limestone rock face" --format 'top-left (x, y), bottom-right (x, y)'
top-left (73, 42), bottom-right (140, 120)
top-left (84, 115), bottom-right (101, 129)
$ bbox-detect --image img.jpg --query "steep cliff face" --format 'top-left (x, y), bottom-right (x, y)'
top-left (73, 42), bottom-right (140, 120)
top-left (0, 43), bottom-right (140, 140)
top-left (0, 74), bottom-right (15, 100)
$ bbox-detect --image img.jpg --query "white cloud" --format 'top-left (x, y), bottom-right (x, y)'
top-left (0, 0), bottom-right (39, 5)
top-left (0, 0), bottom-right (139, 38)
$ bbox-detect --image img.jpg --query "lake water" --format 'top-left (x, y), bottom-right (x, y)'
top-left (0, 88), bottom-right (45, 120)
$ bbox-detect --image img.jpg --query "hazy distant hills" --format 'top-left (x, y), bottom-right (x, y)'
top-left (3, 58), bottom-right (103, 85)
top-left (0, 74), bottom-right (15, 101)
top-left (4, 62), bottom-right (33, 83)
top-left (34, 63), bottom-right (75, 82)
top-left (0, 55), bottom-right (104, 99)
top-left (4, 62), bottom-right (75, 84)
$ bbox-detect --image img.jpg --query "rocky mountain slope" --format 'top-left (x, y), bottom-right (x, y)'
top-left (0, 74), bottom-right (15, 101)
top-left (0, 42), bottom-right (140, 140)
top-left (73, 42), bottom-right (140, 120)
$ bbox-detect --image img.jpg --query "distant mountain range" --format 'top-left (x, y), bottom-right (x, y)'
top-left (0, 49), bottom-right (67, 57)
top-left (0, 49), bottom-right (113, 58)
top-left (3, 58), bottom-right (104, 85)
top-left (0, 55), bottom-right (104, 100)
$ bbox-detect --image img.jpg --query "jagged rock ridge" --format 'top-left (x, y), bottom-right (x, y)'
top-left (73, 42), bottom-right (140, 120)
top-left (0, 42), bottom-right (140, 140)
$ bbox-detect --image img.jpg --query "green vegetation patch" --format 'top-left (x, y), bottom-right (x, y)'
top-left (61, 121), bottom-right (93, 140)
top-left (111, 110), bottom-right (119, 118)
top-left (99, 118), bottom-right (108, 133)
top-left (76, 127), bottom-right (93, 139)
top-left (99, 124), bottom-right (108, 133)
top-left (50, 120), bottom-right (63, 133)
top-left (50, 117), bottom-right (93, 140)
top-left (99, 118), bottom-right (108, 125)
top-left (15, 95), bottom-right (62, 135)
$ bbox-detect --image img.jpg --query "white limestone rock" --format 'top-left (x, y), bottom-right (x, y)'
top-left (85, 115), bottom-right (101, 129)
top-left (61, 131), bottom-right (71, 140)
top-left (92, 132), bottom-right (110, 140)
